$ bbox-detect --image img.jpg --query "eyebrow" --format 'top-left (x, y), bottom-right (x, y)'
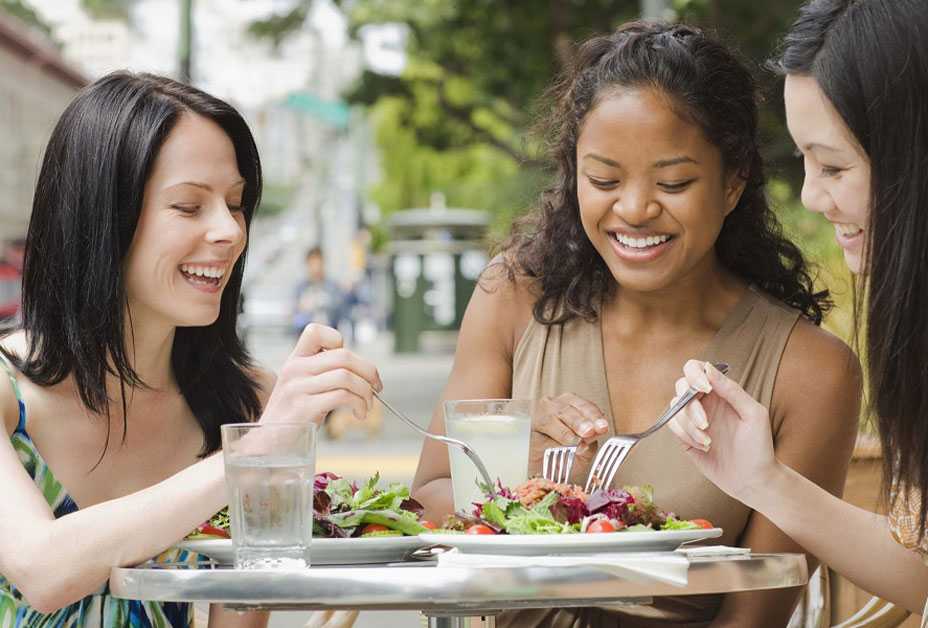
top-left (653, 156), bottom-right (698, 168)
top-left (169, 179), bottom-right (246, 192)
top-left (803, 142), bottom-right (841, 153)
top-left (582, 154), bottom-right (698, 168)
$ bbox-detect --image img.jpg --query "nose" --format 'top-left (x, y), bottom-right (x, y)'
top-left (206, 202), bottom-right (245, 247)
top-left (612, 184), bottom-right (662, 225)
top-left (800, 168), bottom-right (831, 216)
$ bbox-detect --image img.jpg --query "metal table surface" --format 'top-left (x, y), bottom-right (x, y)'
top-left (110, 553), bottom-right (807, 628)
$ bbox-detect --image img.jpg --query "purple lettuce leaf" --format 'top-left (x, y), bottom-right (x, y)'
top-left (551, 495), bottom-right (589, 524)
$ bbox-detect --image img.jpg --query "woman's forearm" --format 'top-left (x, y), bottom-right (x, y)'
top-left (8, 453), bottom-right (227, 612)
top-left (747, 462), bottom-right (928, 614)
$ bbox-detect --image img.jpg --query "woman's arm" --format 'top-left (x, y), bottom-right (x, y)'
top-left (410, 269), bottom-right (524, 521)
top-left (709, 322), bottom-right (862, 626)
top-left (671, 348), bottom-right (928, 615)
top-left (0, 324), bottom-right (380, 614)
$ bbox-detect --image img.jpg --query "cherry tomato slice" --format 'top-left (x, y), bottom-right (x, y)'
top-left (690, 518), bottom-right (714, 529)
top-left (586, 519), bottom-right (617, 533)
top-left (465, 524), bottom-right (496, 535)
top-left (361, 523), bottom-right (391, 535)
top-left (420, 520), bottom-right (438, 530)
top-left (197, 524), bottom-right (230, 538)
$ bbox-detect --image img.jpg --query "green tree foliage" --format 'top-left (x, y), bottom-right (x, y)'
top-left (79, 0), bottom-right (131, 21)
top-left (0, 0), bottom-right (52, 36)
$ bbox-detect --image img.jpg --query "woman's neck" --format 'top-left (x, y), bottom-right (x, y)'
top-left (604, 255), bottom-right (746, 338)
top-left (110, 316), bottom-right (178, 396)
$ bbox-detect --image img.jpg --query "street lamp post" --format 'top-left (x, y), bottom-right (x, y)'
top-left (179, 0), bottom-right (193, 83)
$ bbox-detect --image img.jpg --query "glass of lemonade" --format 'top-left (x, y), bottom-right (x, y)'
top-left (221, 422), bottom-right (316, 570)
top-left (444, 399), bottom-right (533, 513)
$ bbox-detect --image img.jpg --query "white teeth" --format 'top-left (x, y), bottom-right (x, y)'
top-left (614, 233), bottom-right (671, 249)
top-left (834, 223), bottom-right (863, 237)
top-left (180, 264), bottom-right (226, 279)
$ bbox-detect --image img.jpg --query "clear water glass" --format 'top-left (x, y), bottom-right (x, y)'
top-left (221, 422), bottom-right (316, 570)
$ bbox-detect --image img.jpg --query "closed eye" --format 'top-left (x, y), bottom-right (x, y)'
top-left (171, 204), bottom-right (200, 214)
top-left (589, 177), bottom-right (619, 190)
top-left (658, 179), bottom-right (695, 193)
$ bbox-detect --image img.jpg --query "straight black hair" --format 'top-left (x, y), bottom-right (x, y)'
top-left (774, 0), bottom-right (928, 539)
top-left (7, 71), bottom-right (264, 459)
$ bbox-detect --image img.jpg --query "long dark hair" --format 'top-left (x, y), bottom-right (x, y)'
top-left (774, 0), bottom-right (928, 539)
top-left (502, 21), bottom-right (830, 326)
top-left (7, 71), bottom-right (263, 459)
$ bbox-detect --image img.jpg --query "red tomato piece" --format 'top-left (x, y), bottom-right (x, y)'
top-left (690, 518), bottom-right (714, 529)
top-left (586, 519), bottom-right (616, 533)
top-left (420, 520), bottom-right (438, 530)
top-left (197, 524), bottom-right (230, 538)
top-left (361, 523), bottom-right (390, 535)
top-left (465, 524), bottom-right (496, 535)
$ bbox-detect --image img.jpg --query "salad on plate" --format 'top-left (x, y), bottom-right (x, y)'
top-left (432, 478), bottom-right (714, 536)
top-left (186, 471), bottom-right (434, 540)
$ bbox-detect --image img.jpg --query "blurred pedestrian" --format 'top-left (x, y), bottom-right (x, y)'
top-left (292, 246), bottom-right (345, 336)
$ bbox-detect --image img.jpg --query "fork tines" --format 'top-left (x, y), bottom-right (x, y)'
top-left (584, 439), bottom-right (634, 493)
top-left (542, 446), bottom-right (576, 484)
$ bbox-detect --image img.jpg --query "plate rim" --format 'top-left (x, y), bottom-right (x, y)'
top-left (418, 527), bottom-right (723, 548)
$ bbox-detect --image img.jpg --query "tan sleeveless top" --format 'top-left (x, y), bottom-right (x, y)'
top-left (500, 285), bottom-right (801, 628)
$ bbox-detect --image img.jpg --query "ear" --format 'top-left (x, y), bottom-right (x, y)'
top-left (723, 170), bottom-right (748, 216)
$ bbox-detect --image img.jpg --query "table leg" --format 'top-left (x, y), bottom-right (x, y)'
top-left (424, 614), bottom-right (496, 627)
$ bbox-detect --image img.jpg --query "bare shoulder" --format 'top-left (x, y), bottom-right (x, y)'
top-left (470, 255), bottom-right (539, 357)
top-left (0, 332), bottom-right (28, 436)
top-left (248, 366), bottom-right (277, 411)
top-left (780, 320), bottom-right (862, 394)
top-left (774, 318), bottom-right (862, 427)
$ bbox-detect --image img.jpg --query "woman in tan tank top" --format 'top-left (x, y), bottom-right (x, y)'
top-left (412, 22), bottom-right (861, 627)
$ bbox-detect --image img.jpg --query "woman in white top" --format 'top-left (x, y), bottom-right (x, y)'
top-left (669, 0), bottom-right (928, 620)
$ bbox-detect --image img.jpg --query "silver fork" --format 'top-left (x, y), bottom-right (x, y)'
top-left (542, 446), bottom-right (575, 483)
top-left (583, 362), bottom-right (729, 493)
top-left (372, 390), bottom-right (495, 490)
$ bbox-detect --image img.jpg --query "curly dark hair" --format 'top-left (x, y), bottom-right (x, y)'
top-left (501, 21), bottom-right (831, 326)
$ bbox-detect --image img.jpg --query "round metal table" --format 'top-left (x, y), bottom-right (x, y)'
top-left (110, 554), bottom-right (807, 627)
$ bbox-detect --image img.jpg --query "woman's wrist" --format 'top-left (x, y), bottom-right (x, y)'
top-left (738, 459), bottom-right (790, 512)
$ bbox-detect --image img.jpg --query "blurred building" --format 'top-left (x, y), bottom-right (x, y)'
top-left (0, 11), bottom-right (86, 239)
top-left (54, 15), bottom-right (130, 79)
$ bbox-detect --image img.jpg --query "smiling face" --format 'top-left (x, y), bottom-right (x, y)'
top-left (784, 74), bottom-right (871, 273)
top-left (123, 112), bottom-right (247, 329)
top-left (576, 87), bottom-right (745, 294)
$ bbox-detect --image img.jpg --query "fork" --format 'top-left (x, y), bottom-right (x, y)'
top-left (542, 446), bottom-right (576, 484)
top-left (372, 390), bottom-right (495, 490)
top-left (582, 361), bottom-right (729, 493)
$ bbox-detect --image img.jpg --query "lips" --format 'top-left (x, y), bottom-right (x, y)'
top-left (607, 230), bottom-right (676, 263)
top-left (832, 222), bottom-right (864, 250)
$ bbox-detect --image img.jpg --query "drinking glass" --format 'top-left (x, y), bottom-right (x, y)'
top-left (444, 399), bottom-right (533, 513)
top-left (221, 422), bottom-right (316, 569)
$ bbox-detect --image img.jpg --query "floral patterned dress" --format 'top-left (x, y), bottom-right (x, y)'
top-left (0, 357), bottom-right (198, 627)
top-left (889, 486), bottom-right (928, 626)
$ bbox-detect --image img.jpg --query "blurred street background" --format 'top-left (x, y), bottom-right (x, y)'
top-left (0, 0), bottom-right (864, 626)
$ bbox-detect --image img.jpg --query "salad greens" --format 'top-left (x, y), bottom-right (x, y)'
top-left (187, 472), bottom-right (428, 540)
top-left (440, 479), bottom-right (710, 535)
top-left (316, 472), bottom-right (427, 537)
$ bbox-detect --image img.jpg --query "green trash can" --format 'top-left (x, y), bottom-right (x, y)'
top-left (388, 203), bottom-right (489, 353)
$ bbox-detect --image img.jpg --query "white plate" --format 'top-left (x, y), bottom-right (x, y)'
top-left (419, 528), bottom-right (723, 555)
top-left (178, 536), bottom-right (427, 565)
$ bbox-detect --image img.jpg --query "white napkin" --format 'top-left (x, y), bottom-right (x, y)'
top-left (675, 545), bottom-right (750, 558)
top-left (436, 549), bottom-right (690, 587)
